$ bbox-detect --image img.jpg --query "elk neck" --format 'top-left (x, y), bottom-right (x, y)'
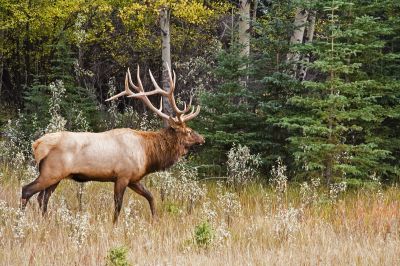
top-left (138, 127), bottom-right (183, 174)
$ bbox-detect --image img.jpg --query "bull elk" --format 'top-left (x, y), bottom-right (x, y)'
top-left (21, 65), bottom-right (204, 223)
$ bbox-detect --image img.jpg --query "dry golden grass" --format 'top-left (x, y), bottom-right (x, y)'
top-left (0, 175), bottom-right (399, 266)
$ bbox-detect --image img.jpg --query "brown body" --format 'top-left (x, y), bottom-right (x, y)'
top-left (21, 65), bottom-right (204, 222)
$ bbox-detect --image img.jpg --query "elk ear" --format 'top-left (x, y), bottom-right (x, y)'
top-left (168, 117), bottom-right (184, 130)
top-left (168, 117), bottom-right (181, 130)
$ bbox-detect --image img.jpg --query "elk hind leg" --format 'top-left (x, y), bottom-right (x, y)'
top-left (21, 176), bottom-right (58, 210)
top-left (37, 182), bottom-right (60, 215)
top-left (129, 182), bottom-right (156, 218)
top-left (21, 159), bottom-right (62, 210)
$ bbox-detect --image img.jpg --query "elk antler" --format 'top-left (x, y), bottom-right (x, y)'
top-left (106, 64), bottom-right (200, 123)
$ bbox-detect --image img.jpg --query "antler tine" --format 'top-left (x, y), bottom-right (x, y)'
top-left (105, 72), bottom-right (135, 101)
top-left (183, 95), bottom-right (193, 113)
top-left (181, 105), bottom-right (201, 122)
top-left (173, 69), bottom-right (176, 87)
top-left (107, 65), bottom-right (170, 121)
top-left (164, 63), bottom-right (189, 118)
top-left (127, 68), bottom-right (141, 93)
top-left (105, 64), bottom-right (201, 123)
top-left (127, 68), bottom-right (169, 98)
top-left (158, 97), bottom-right (163, 112)
top-left (165, 63), bottom-right (176, 95)
top-left (149, 69), bottom-right (164, 92)
top-left (136, 65), bottom-right (144, 92)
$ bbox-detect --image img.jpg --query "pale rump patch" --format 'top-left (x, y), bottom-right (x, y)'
top-left (32, 132), bottom-right (62, 164)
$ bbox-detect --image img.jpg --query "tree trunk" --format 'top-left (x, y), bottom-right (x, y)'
top-left (238, 0), bottom-right (251, 58)
top-left (298, 11), bottom-right (316, 81)
top-left (286, 8), bottom-right (309, 76)
top-left (238, 0), bottom-right (251, 86)
top-left (160, 7), bottom-right (172, 127)
top-left (305, 11), bottom-right (316, 45)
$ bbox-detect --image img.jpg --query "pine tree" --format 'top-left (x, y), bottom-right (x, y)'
top-left (196, 46), bottom-right (264, 166)
top-left (281, 1), bottom-right (398, 183)
top-left (252, 0), bottom-right (302, 169)
top-left (49, 36), bottom-right (98, 131)
top-left (24, 36), bottom-right (99, 133)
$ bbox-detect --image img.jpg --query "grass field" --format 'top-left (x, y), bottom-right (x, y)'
top-left (0, 163), bottom-right (399, 266)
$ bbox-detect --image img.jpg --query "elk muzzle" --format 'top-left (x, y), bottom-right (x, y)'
top-left (193, 131), bottom-right (205, 145)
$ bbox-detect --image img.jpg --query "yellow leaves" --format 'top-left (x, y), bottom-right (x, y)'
top-left (0, 0), bottom-right (85, 31)
top-left (118, 3), bottom-right (156, 49)
top-left (114, 0), bottom-right (230, 58)
top-left (118, 0), bottom-right (229, 26)
top-left (172, 1), bottom-right (214, 25)
top-left (0, 0), bottom-right (230, 62)
top-left (151, 0), bottom-right (230, 25)
top-left (97, 2), bottom-right (113, 13)
top-left (208, 1), bottom-right (232, 14)
top-left (117, 0), bottom-right (232, 32)
top-left (0, 1), bottom-right (29, 30)
top-left (119, 3), bottom-right (148, 26)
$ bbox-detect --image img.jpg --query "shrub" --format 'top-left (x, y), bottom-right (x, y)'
top-left (226, 144), bottom-right (261, 189)
top-left (152, 160), bottom-right (206, 214)
top-left (270, 157), bottom-right (288, 204)
top-left (216, 183), bottom-right (242, 225)
top-left (194, 221), bottom-right (214, 248)
top-left (106, 246), bottom-right (131, 266)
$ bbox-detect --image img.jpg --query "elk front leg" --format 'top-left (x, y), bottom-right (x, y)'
top-left (37, 182), bottom-right (60, 216)
top-left (129, 182), bottom-right (156, 218)
top-left (113, 179), bottom-right (129, 224)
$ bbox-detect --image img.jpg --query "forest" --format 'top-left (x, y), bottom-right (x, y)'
top-left (0, 0), bottom-right (400, 265)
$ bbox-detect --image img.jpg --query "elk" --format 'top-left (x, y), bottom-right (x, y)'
top-left (21, 65), bottom-right (204, 223)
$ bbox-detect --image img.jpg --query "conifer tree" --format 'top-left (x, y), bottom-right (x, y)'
top-left (197, 46), bottom-right (264, 165)
top-left (281, 1), bottom-right (397, 182)
top-left (24, 36), bottom-right (98, 132)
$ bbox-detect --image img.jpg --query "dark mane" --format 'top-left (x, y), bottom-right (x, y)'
top-left (137, 128), bottom-right (182, 174)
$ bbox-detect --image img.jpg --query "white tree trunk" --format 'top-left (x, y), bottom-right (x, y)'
top-left (298, 11), bottom-right (316, 81)
top-left (238, 0), bottom-right (251, 58)
top-left (305, 11), bottom-right (316, 43)
top-left (286, 8), bottom-right (309, 68)
top-left (238, 0), bottom-right (251, 86)
top-left (160, 7), bottom-right (172, 126)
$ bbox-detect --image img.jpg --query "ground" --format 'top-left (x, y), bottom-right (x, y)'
top-left (0, 172), bottom-right (399, 265)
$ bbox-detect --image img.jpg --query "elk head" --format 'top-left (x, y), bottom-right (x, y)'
top-left (106, 64), bottom-right (204, 154)
top-left (168, 117), bottom-right (205, 156)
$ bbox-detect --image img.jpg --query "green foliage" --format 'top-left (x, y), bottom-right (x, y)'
top-left (23, 36), bottom-right (98, 132)
top-left (194, 221), bottom-right (214, 248)
top-left (164, 201), bottom-right (181, 215)
top-left (106, 246), bottom-right (131, 266)
top-left (281, 1), bottom-right (400, 182)
top-left (197, 46), bottom-right (266, 167)
top-left (345, 178), bottom-right (381, 190)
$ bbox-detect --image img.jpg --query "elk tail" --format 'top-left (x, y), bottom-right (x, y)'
top-left (32, 132), bottom-right (62, 165)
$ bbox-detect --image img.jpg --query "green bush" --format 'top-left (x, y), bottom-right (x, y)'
top-left (194, 221), bottom-right (214, 248)
top-left (164, 201), bottom-right (181, 215)
top-left (106, 246), bottom-right (131, 266)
